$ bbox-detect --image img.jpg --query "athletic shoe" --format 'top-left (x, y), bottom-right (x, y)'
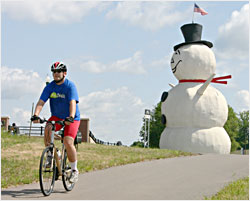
top-left (69, 170), bottom-right (79, 183)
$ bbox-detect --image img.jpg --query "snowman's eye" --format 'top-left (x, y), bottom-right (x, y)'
top-left (174, 50), bottom-right (180, 55)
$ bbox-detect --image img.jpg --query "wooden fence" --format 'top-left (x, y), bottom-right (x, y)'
top-left (17, 126), bottom-right (44, 136)
top-left (11, 126), bottom-right (123, 146)
top-left (89, 131), bottom-right (122, 146)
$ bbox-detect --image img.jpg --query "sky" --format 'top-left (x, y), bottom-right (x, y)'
top-left (1, 1), bottom-right (249, 146)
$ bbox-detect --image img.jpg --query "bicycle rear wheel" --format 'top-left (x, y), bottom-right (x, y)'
top-left (62, 149), bottom-right (75, 191)
top-left (39, 147), bottom-right (56, 196)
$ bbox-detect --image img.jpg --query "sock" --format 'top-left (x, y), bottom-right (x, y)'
top-left (70, 161), bottom-right (78, 171)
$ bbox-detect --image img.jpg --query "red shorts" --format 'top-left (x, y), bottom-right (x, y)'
top-left (47, 116), bottom-right (80, 139)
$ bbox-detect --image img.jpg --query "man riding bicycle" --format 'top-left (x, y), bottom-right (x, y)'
top-left (31, 62), bottom-right (80, 183)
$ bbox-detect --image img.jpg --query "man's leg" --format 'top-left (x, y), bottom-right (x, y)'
top-left (44, 123), bottom-right (53, 147)
top-left (43, 123), bottom-right (53, 168)
top-left (64, 136), bottom-right (79, 183)
top-left (63, 120), bottom-right (80, 183)
top-left (63, 136), bottom-right (77, 163)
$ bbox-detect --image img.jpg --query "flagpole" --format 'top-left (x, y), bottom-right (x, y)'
top-left (192, 2), bottom-right (195, 23)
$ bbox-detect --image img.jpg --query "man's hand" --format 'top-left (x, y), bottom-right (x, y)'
top-left (65, 116), bottom-right (74, 125)
top-left (31, 115), bottom-right (40, 123)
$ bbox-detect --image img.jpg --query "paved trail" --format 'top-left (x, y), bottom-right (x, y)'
top-left (1, 154), bottom-right (249, 200)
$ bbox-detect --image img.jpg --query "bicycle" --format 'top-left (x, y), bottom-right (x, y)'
top-left (36, 117), bottom-right (76, 196)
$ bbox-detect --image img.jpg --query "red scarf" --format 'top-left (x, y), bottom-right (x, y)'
top-left (179, 75), bottom-right (232, 85)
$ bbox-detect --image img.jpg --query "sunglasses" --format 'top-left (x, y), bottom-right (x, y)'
top-left (52, 70), bottom-right (63, 73)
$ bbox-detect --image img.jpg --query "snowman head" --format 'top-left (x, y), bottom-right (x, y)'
top-left (170, 44), bottom-right (216, 80)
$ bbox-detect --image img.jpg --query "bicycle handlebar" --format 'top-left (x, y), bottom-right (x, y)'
top-left (41, 119), bottom-right (65, 126)
top-left (31, 116), bottom-right (65, 126)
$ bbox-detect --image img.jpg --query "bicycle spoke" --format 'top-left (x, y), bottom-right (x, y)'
top-left (62, 149), bottom-right (75, 191)
top-left (39, 147), bottom-right (56, 196)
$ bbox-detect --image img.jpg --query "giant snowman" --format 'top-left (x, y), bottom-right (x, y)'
top-left (159, 23), bottom-right (231, 154)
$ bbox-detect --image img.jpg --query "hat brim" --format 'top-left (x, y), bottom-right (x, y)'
top-left (173, 41), bottom-right (213, 51)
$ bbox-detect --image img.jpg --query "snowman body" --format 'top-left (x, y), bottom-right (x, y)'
top-left (160, 44), bottom-right (231, 154)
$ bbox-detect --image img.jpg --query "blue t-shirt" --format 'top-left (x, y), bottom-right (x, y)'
top-left (40, 79), bottom-right (80, 120)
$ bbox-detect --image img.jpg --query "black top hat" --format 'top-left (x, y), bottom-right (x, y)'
top-left (173, 23), bottom-right (213, 51)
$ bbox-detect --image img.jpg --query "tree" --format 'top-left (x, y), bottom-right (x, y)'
top-left (130, 141), bottom-right (144, 148)
top-left (137, 103), bottom-right (245, 151)
top-left (149, 102), bottom-right (165, 147)
top-left (139, 102), bottom-right (165, 148)
top-left (237, 110), bottom-right (249, 150)
top-left (223, 105), bottom-right (240, 152)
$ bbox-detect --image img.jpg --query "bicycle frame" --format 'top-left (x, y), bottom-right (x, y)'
top-left (38, 118), bottom-right (75, 196)
top-left (49, 121), bottom-right (65, 178)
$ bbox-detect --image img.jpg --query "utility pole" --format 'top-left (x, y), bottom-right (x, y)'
top-left (29, 102), bottom-right (34, 137)
top-left (144, 109), bottom-right (151, 148)
top-left (148, 116), bottom-right (150, 148)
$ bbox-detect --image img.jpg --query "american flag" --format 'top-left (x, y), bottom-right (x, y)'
top-left (194, 3), bottom-right (208, 15)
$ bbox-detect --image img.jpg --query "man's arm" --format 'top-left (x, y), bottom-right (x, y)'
top-left (65, 100), bottom-right (76, 125)
top-left (32, 99), bottom-right (45, 123)
top-left (69, 100), bottom-right (76, 118)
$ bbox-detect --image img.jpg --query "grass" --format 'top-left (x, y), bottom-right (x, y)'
top-left (1, 132), bottom-right (45, 188)
top-left (2, 132), bottom-right (248, 200)
top-left (231, 149), bottom-right (249, 155)
top-left (1, 131), bottom-right (193, 188)
top-left (76, 143), bottom-right (193, 173)
top-left (204, 177), bottom-right (249, 200)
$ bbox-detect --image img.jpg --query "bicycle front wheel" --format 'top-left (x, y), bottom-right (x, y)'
top-left (39, 147), bottom-right (56, 196)
top-left (62, 149), bottom-right (75, 191)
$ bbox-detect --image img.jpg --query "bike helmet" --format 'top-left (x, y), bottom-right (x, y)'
top-left (51, 62), bottom-right (67, 72)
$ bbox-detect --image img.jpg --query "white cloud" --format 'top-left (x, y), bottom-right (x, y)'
top-left (80, 60), bottom-right (107, 74)
top-left (215, 4), bottom-right (249, 60)
top-left (2, 1), bottom-right (109, 24)
top-left (233, 90), bottom-right (250, 112)
top-left (1, 66), bottom-right (44, 99)
top-left (11, 107), bottom-right (32, 126)
top-left (6, 105), bottom-right (50, 126)
top-left (68, 51), bottom-right (146, 74)
top-left (79, 87), bottom-right (146, 145)
top-left (151, 53), bottom-right (172, 69)
top-left (106, 2), bottom-right (189, 31)
top-left (110, 51), bottom-right (145, 74)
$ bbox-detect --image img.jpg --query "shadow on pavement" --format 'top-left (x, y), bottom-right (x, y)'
top-left (1, 188), bottom-right (68, 199)
top-left (1, 188), bottom-right (43, 199)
